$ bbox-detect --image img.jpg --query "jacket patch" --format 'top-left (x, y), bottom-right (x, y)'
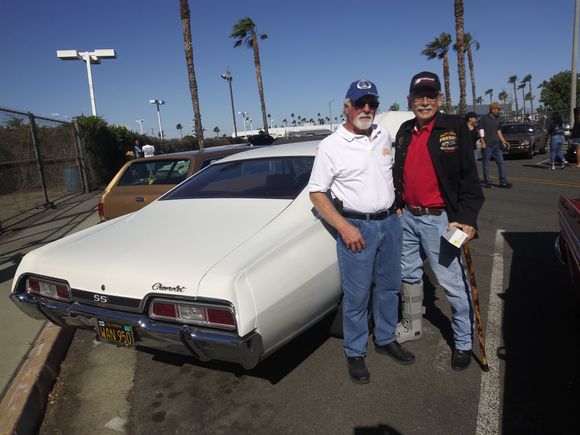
top-left (439, 131), bottom-right (458, 152)
top-left (398, 137), bottom-right (406, 148)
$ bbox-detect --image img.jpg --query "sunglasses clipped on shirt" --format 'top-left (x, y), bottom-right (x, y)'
top-left (352, 98), bottom-right (380, 110)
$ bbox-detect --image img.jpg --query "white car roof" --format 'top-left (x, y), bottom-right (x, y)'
top-left (218, 140), bottom-right (320, 162)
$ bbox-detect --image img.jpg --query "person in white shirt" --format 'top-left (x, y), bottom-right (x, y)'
top-left (308, 80), bottom-right (415, 385)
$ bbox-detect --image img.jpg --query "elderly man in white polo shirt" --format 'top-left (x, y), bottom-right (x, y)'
top-left (308, 80), bottom-right (415, 384)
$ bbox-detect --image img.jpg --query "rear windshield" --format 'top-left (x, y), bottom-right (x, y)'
top-left (162, 156), bottom-right (314, 200)
top-left (501, 124), bottom-right (534, 134)
top-left (117, 159), bottom-right (192, 186)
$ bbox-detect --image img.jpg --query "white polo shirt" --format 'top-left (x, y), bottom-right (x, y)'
top-left (307, 124), bottom-right (395, 213)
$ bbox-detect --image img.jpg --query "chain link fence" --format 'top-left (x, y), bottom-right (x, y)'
top-left (0, 108), bottom-right (90, 229)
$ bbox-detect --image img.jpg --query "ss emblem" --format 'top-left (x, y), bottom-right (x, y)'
top-left (94, 294), bottom-right (108, 303)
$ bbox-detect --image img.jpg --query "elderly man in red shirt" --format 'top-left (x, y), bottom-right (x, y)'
top-left (393, 71), bottom-right (484, 370)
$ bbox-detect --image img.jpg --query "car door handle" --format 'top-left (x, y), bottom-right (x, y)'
top-left (135, 196), bottom-right (144, 202)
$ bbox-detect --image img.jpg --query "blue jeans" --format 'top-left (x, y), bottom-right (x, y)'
top-left (550, 134), bottom-right (565, 165)
top-left (337, 213), bottom-right (402, 357)
top-left (400, 210), bottom-right (473, 350)
top-left (482, 143), bottom-right (508, 184)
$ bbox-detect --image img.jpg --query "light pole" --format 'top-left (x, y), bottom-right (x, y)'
top-left (149, 99), bottom-right (165, 139)
top-left (328, 99), bottom-right (336, 131)
top-left (238, 111), bottom-right (248, 137)
top-left (571, 0), bottom-right (579, 125)
top-left (220, 69), bottom-right (238, 138)
top-left (136, 119), bottom-right (144, 134)
top-left (56, 49), bottom-right (116, 116)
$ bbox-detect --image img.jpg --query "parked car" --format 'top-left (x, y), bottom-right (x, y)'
top-left (99, 144), bottom-right (254, 221)
top-left (10, 141), bottom-right (343, 369)
top-left (555, 195), bottom-right (580, 298)
top-left (501, 122), bottom-right (547, 158)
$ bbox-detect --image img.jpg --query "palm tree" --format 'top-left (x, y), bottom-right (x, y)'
top-left (213, 126), bottom-right (220, 137)
top-left (518, 83), bottom-right (527, 114)
top-left (484, 89), bottom-right (493, 103)
top-left (282, 118), bottom-right (288, 126)
top-left (507, 75), bottom-right (519, 119)
top-left (453, 0), bottom-right (467, 116)
top-left (476, 96), bottom-right (484, 105)
top-left (422, 32), bottom-right (453, 111)
top-left (521, 74), bottom-right (534, 114)
top-left (231, 17), bottom-right (269, 135)
top-left (454, 32), bottom-right (480, 111)
top-left (389, 102), bottom-right (400, 111)
top-left (176, 123), bottom-right (183, 140)
top-left (498, 90), bottom-right (509, 106)
top-left (179, 0), bottom-right (204, 149)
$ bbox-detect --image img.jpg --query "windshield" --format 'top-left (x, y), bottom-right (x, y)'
top-left (161, 156), bottom-right (314, 200)
top-left (118, 158), bottom-right (191, 186)
top-left (501, 124), bottom-right (533, 134)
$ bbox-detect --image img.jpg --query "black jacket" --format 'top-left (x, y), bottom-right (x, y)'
top-left (394, 112), bottom-right (484, 228)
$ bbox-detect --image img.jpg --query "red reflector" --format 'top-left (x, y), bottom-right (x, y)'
top-left (27, 278), bottom-right (41, 293)
top-left (56, 285), bottom-right (70, 299)
top-left (98, 202), bottom-right (104, 218)
top-left (207, 308), bottom-right (235, 326)
top-left (152, 302), bottom-right (177, 319)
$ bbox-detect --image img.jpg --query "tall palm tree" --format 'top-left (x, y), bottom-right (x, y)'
top-left (484, 88), bottom-right (493, 103)
top-left (453, 0), bottom-right (467, 116)
top-left (457, 33), bottom-right (480, 111)
top-left (476, 96), bottom-right (484, 105)
top-left (213, 126), bottom-right (220, 137)
top-left (498, 90), bottom-right (509, 105)
top-left (176, 123), bottom-right (183, 140)
top-left (521, 74), bottom-right (534, 114)
top-left (507, 75), bottom-right (519, 119)
top-left (179, 0), bottom-right (204, 149)
top-left (518, 83), bottom-right (527, 114)
top-left (231, 17), bottom-right (269, 135)
top-left (422, 32), bottom-right (453, 111)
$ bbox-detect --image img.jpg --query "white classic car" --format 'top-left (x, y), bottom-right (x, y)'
top-left (10, 141), bottom-right (342, 369)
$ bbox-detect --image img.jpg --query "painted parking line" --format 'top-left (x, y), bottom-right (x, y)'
top-left (476, 229), bottom-right (504, 435)
top-left (488, 175), bottom-right (580, 188)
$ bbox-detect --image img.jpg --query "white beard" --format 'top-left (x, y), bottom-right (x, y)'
top-left (353, 117), bottom-right (373, 130)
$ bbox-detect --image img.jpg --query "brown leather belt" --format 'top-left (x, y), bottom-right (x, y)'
top-left (405, 205), bottom-right (445, 216)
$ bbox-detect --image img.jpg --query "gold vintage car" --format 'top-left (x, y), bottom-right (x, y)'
top-left (99, 144), bottom-right (253, 221)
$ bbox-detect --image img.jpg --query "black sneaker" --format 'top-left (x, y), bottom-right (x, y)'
top-left (347, 356), bottom-right (370, 384)
top-left (482, 183), bottom-right (492, 189)
top-left (451, 349), bottom-right (472, 371)
top-left (498, 182), bottom-right (513, 188)
top-left (375, 341), bottom-right (416, 365)
top-left (561, 160), bottom-right (568, 169)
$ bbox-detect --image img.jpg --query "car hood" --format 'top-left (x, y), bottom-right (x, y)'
top-left (14, 198), bottom-right (291, 300)
top-left (503, 133), bottom-right (529, 141)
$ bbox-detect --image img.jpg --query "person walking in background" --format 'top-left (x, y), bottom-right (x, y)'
top-left (394, 71), bottom-right (484, 371)
top-left (466, 112), bottom-right (479, 162)
top-left (133, 139), bottom-right (143, 159)
top-left (548, 115), bottom-right (568, 170)
top-left (478, 102), bottom-right (512, 188)
top-left (569, 121), bottom-right (580, 168)
top-left (308, 79), bottom-right (414, 384)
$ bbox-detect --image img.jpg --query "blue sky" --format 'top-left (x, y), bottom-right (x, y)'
top-left (0, 0), bottom-right (576, 139)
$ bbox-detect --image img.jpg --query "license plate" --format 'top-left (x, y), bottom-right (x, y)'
top-left (97, 319), bottom-right (135, 346)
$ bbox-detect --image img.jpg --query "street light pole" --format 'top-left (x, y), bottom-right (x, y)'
top-left (221, 69), bottom-right (238, 138)
top-left (136, 119), bottom-right (144, 134)
top-left (56, 49), bottom-right (116, 116)
top-left (149, 99), bottom-right (165, 139)
top-left (238, 111), bottom-right (248, 137)
top-left (571, 0), bottom-right (579, 125)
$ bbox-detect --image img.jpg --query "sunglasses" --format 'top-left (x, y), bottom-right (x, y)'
top-left (411, 91), bottom-right (439, 102)
top-left (353, 98), bottom-right (379, 110)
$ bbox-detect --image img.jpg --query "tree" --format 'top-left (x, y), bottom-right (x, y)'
top-left (179, 0), bottom-right (205, 149)
top-left (213, 126), bottom-right (220, 137)
top-left (484, 88), bottom-right (493, 103)
top-left (422, 32), bottom-right (453, 111)
top-left (231, 17), bottom-right (269, 134)
top-left (453, 0), bottom-right (467, 116)
top-left (389, 102), bottom-right (400, 111)
top-left (521, 74), bottom-right (534, 114)
top-left (538, 71), bottom-right (580, 113)
top-left (476, 96), bottom-right (484, 105)
top-left (518, 83), bottom-right (527, 114)
top-left (507, 75), bottom-right (519, 119)
top-left (498, 90), bottom-right (509, 106)
top-left (176, 123), bottom-right (183, 140)
top-left (455, 32), bottom-right (480, 111)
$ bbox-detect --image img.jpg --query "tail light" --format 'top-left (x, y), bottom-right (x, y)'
top-left (149, 299), bottom-right (236, 330)
top-left (98, 202), bottom-right (104, 220)
top-left (26, 277), bottom-right (72, 302)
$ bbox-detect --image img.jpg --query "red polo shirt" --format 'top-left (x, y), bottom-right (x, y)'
top-left (402, 119), bottom-right (445, 207)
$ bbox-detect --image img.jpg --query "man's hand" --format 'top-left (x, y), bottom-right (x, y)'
top-left (338, 222), bottom-right (366, 252)
top-left (448, 222), bottom-right (476, 241)
top-left (502, 141), bottom-right (510, 150)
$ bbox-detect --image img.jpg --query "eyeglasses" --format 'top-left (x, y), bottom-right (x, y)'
top-left (352, 98), bottom-right (379, 110)
top-left (411, 91), bottom-right (439, 103)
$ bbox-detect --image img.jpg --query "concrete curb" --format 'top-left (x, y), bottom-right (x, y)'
top-left (0, 323), bottom-right (74, 435)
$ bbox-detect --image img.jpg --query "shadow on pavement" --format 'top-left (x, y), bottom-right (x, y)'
top-left (501, 232), bottom-right (579, 434)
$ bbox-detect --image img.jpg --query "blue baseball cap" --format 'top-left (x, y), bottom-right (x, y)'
top-left (345, 80), bottom-right (379, 101)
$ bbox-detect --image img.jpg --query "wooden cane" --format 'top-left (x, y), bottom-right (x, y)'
top-left (462, 243), bottom-right (490, 372)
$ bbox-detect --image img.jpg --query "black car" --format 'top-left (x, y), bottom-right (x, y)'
top-left (501, 122), bottom-right (548, 158)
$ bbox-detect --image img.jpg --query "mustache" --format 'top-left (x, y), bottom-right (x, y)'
top-left (417, 104), bottom-right (433, 111)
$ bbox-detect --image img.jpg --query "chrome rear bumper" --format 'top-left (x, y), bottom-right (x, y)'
top-left (10, 292), bottom-right (263, 369)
